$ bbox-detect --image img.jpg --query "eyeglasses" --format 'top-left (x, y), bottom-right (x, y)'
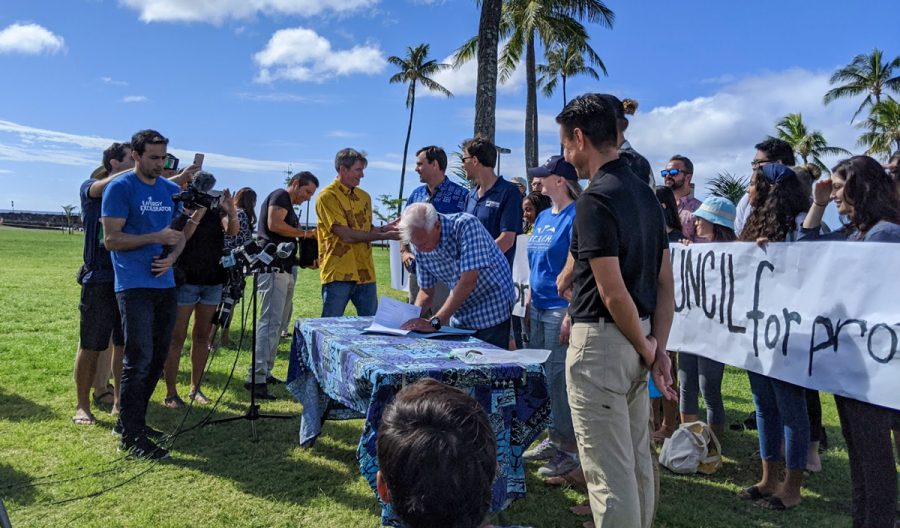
top-left (751, 158), bottom-right (773, 169)
top-left (660, 168), bottom-right (685, 177)
top-left (461, 156), bottom-right (474, 162)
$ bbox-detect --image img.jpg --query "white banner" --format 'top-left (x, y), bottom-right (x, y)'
top-left (668, 242), bottom-right (900, 410)
top-left (388, 240), bottom-right (409, 292)
top-left (512, 234), bottom-right (530, 317)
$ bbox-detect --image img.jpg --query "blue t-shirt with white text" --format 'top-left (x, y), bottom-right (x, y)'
top-left (527, 203), bottom-right (575, 310)
top-left (101, 171), bottom-right (180, 292)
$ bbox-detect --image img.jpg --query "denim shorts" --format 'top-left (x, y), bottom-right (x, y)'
top-left (176, 283), bottom-right (223, 306)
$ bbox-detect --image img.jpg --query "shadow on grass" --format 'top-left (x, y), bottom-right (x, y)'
top-left (0, 464), bottom-right (37, 506)
top-left (152, 402), bottom-right (378, 515)
top-left (0, 389), bottom-right (54, 422)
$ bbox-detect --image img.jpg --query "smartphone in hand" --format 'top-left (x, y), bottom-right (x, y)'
top-left (193, 153), bottom-right (204, 168)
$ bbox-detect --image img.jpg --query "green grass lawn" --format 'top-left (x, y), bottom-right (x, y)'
top-left (0, 226), bottom-right (863, 527)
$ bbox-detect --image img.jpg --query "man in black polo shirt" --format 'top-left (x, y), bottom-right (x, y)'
top-left (556, 93), bottom-right (675, 528)
top-left (246, 171), bottom-right (318, 399)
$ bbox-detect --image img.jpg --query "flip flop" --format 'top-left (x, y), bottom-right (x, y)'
top-left (72, 414), bottom-right (96, 425)
top-left (756, 496), bottom-right (795, 511)
top-left (737, 485), bottom-right (771, 501)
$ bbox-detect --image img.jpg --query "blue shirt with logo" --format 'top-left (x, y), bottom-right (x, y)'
top-left (79, 179), bottom-right (114, 283)
top-left (405, 177), bottom-right (468, 214)
top-left (463, 176), bottom-right (523, 267)
top-left (101, 171), bottom-right (181, 292)
top-left (527, 203), bottom-right (576, 310)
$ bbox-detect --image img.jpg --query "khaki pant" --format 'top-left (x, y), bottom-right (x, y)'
top-left (408, 271), bottom-right (450, 318)
top-left (567, 319), bottom-right (655, 528)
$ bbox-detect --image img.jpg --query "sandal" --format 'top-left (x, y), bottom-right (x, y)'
top-left (737, 485), bottom-right (771, 501)
top-left (544, 467), bottom-right (587, 493)
top-left (569, 500), bottom-right (592, 516)
top-left (188, 389), bottom-right (210, 405)
top-left (93, 389), bottom-right (115, 407)
top-left (756, 496), bottom-right (796, 511)
top-left (72, 413), bottom-right (96, 425)
top-left (164, 395), bottom-right (185, 409)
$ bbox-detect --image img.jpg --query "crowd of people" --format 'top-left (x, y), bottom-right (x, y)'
top-left (69, 89), bottom-right (900, 527)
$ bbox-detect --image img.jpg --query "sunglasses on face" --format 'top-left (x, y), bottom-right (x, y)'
top-left (660, 168), bottom-right (684, 177)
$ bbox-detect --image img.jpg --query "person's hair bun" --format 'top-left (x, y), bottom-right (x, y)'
top-left (622, 98), bottom-right (639, 115)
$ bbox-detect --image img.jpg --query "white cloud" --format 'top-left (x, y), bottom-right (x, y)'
top-left (254, 27), bottom-right (385, 83)
top-left (0, 119), bottom-right (305, 173)
top-left (0, 23), bottom-right (65, 55)
top-left (327, 130), bottom-right (364, 138)
top-left (425, 49), bottom-right (525, 98)
top-left (101, 76), bottom-right (128, 86)
top-left (495, 108), bottom-right (559, 136)
top-left (121, 95), bottom-right (148, 103)
top-left (119, 0), bottom-right (378, 23)
top-left (622, 68), bottom-right (861, 195)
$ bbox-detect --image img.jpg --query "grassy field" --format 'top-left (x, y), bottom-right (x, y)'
top-left (0, 226), bottom-right (863, 527)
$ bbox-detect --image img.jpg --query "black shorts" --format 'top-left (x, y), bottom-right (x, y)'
top-left (79, 281), bottom-right (124, 350)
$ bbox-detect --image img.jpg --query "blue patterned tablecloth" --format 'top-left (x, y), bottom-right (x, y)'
top-left (286, 316), bottom-right (550, 526)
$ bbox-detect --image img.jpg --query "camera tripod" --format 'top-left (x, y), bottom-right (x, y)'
top-left (204, 267), bottom-right (292, 441)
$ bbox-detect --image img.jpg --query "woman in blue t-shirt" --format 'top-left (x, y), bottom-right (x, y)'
top-left (522, 156), bottom-right (581, 479)
top-left (799, 156), bottom-right (899, 527)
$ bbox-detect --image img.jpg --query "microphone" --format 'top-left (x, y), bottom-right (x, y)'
top-left (275, 241), bottom-right (295, 260)
top-left (250, 242), bottom-right (277, 269)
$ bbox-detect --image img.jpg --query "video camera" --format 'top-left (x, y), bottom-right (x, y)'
top-left (173, 170), bottom-right (221, 210)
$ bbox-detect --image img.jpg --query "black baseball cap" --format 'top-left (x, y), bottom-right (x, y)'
top-left (527, 155), bottom-right (578, 182)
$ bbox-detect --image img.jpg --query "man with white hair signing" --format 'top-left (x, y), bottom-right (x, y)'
top-left (399, 203), bottom-right (515, 349)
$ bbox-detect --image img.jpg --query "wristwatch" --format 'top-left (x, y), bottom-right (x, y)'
top-left (429, 316), bottom-right (441, 331)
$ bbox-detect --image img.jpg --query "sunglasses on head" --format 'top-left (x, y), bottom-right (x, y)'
top-left (660, 168), bottom-right (684, 177)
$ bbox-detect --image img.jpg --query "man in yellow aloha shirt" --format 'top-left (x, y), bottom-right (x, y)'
top-left (316, 148), bottom-right (401, 317)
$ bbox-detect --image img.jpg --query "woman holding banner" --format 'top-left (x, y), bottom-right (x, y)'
top-left (521, 156), bottom-right (580, 479)
top-left (800, 155), bottom-right (899, 528)
top-left (677, 197), bottom-right (736, 447)
top-left (737, 163), bottom-right (811, 511)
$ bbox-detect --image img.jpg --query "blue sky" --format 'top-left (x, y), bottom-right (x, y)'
top-left (1, 0), bottom-right (897, 222)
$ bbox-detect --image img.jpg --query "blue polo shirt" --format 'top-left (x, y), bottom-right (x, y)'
top-left (463, 176), bottom-right (523, 267)
top-left (405, 176), bottom-right (467, 213)
top-left (415, 213), bottom-right (515, 329)
top-left (101, 171), bottom-right (181, 292)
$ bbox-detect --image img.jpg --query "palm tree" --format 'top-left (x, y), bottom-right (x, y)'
top-left (471, 0), bottom-right (503, 143)
top-left (706, 172), bottom-right (748, 206)
top-left (771, 113), bottom-right (850, 174)
top-left (823, 48), bottom-right (900, 123)
top-left (538, 40), bottom-right (605, 111)
top-left (856, 97), bottom-right (900, 157)
top-left (61, 204), bottom-right (77, 234)
top-left (388, 44), bottom-right (452, 214)
top-left (498, 0), bottom-right (612, 169)
top-left (456, 0), bottom-right (612, 168)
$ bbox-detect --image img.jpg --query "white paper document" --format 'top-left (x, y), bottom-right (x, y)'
top-left (362, 296), bottom-right (477, 339)
top-left (449, 347), bottom-right (551, 366)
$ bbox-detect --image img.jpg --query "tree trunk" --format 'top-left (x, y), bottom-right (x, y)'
top-left (524, 31), bottom-right (538, 174)
top-left (474, 0), bottom-right (502, 143)
top-left (559, 74), bottom-right (568, 156)
top-left (398, 81), bottom-right (416, 216)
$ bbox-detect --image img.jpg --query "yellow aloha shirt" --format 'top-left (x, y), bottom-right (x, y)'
top-left (315, 178), bottom-right (376, 285)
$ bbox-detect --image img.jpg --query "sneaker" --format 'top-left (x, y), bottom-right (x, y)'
top-left (524, 438), bottom-right (558, 461)
top-left (538, 452), bottom-right (580, 477)
top-left (112, 424), bottom-right (166, 440)
top-left (119, 436), bottom-right (170, 461)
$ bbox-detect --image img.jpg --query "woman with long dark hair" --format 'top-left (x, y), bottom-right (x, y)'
top-left (800, 155), bottom-right (899, 528)
top-left (655, 186), bottom-right (684, 242)
top-left (221, 187), bottom-right (257, 347)
top-left (737, 164), bottom-right (810, 511)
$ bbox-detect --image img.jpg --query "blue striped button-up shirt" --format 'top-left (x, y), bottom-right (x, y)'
top-left (414, 213), bottom-right (515, 329)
